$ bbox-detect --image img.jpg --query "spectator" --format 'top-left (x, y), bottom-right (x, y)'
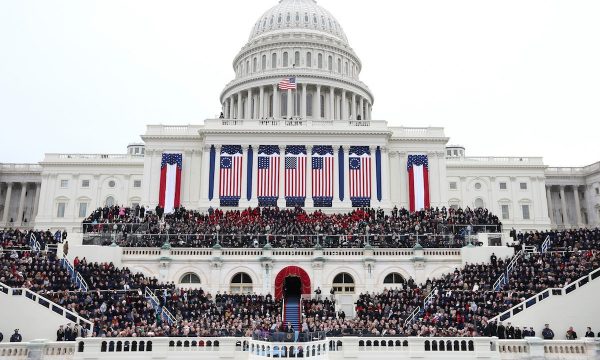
top-left (10, 329), bottom-right (22, 342)
top-left (585, 327), bottom-right (594, 338)
top-left (542, 324), bottom-right (555, 340)
top-left (57, 325), bottom-right (65, 341)
top-left (566, 326), bottom-right (578, 340)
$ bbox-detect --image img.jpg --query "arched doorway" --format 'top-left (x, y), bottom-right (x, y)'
top-left (274, 266), bottom-right (311, 300)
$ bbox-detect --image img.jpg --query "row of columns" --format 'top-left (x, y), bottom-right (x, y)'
top-left (222, 84), bottom-right (373, 121)
top-left (1, 182), bottom-right (41, 226)
top-left (546, 185), bottom-right (586, 228)
top-left (208, 144), bottom-right (388, 208)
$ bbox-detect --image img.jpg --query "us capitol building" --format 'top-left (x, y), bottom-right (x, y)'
top-left (0, 0), bottom-right (599, 235)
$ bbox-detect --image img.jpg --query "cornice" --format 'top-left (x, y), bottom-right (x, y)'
top-left (198, 129), bottom-right (392, 137)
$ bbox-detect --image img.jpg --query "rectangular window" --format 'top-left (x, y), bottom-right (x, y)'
top-left (57, 202), bottom-right (66, 218)
top-left (501, 205), bottom-right (510, 220)
top-left (78, 202), bottom-right (88, 218)
top-left (81, 179), bottom-right (90, 188)
top-left (447, 150), bottom-right (451, 156)
top-left (499, 182), bottom-right (507, 190)
top-left (522, 204), bottom-right (530, 220)
top-left (134, 180), bottom-right (142, 188)
top-left (60, 179), bottom-right (69, 188)
top-left (520, 182), bottom-right (528, 190)
top-left (449, 182), bottom-right (457, 190)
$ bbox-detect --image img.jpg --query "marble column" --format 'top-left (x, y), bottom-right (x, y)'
top-left (247, 88), bottom-right (253, 120)
top-left (546, 186), bottom-right (554, 224)
top-left (272, 84), bottom-right (279, 118)
top-left (237, 92), bottom-right (243, 120)
top-left (341, 90), bottom-right (347, 120)
top-left (329, 87), bottom-right (335, 120)
top-left (306, 145), bottom-right (313, 207)
top-left (359, 97), bottom-right (364, 120)
top-left (559, 186), bottom-right (568, 227)
top-left (573, 186), bottom-right (583, 227)
top-left (287, 89), bottom-right (293, 118)
top-left (351, 93), bottom-right (356, 119)
top-left (16, 183), bottom-right (27, 225)
top-left (32, 183), bottom-right (41, 219)
top-left (301, 84), bottom-right (307, 119)
top-left (259, 86), bottom-right (265, 119)
top-left (2, 182), bottom-right (13, 224)
top-left (315, 85), bottom-right (321, 120)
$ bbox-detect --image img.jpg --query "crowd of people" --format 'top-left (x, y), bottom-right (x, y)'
top-left (1, 223), bottom-right (599, 341)
top-left (0, 228), bottom-right (65, 251)
top-left (83, 205), bottom-right (501, 248)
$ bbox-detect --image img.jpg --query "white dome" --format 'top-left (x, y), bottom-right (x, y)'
top-left (249, 0), bottom-right (349, 44)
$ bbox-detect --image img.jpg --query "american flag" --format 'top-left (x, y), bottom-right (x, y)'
top-left (312, 146), bottom-right (334, 201)
top-left (285, 145), bottom-right (306, 199)
top-left (219, 145), bottom-right (243, 200)
top-left (257, 145), bottom-right (281, 199)
top-left (278, 77), bottom-right (297, 90)
top-left (349, 146), bottom-right (371, 201)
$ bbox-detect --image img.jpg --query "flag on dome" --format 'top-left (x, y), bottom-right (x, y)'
top-left (407, 154), bottom-right (430, 211)
top-left (220, 145), bottom-right (243, 207)
top-left (278, 77), bottom-right (297, 90)
top-left (349, 146), bottom-right (371, 207)
top-left (158, 153), bottom-right (182, 214)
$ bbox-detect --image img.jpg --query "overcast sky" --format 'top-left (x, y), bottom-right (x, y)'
top-left (1, 0), bottom-right (598, 167)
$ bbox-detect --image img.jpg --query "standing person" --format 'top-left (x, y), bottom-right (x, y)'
top-left (57, 325), bottom-right (65, 341)
top-left (10, 329), bottom-right (22, 342)
top-left (63, 241), bottom-right (69, 257)
top-left (314, 287), bottom-right (322, 300)
top-left (585, 327), bottom-right (594, 338)
top-left (497, 322), bottom-right (506, 339)
top-left (542, 324), bottom-right (555, 340)
top-left (566, 327), bottom-right (578, 340)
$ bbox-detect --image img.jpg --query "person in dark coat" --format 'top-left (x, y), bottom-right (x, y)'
top-left (542, 324), bottom-right (555, 340)
top-left (57, 326), bottom-right (65, 341)
top-left (585, 327), bottom-right (594, 338)
top-left (497, 322), bottom-right (506, 339)
top-left (10, 330), bottom-right (22, 342)
top-left (506, 323), bottom-right (515, 339)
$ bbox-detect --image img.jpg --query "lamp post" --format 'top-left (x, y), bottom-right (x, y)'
top-left (265, 225), bottom-right (271, 246)
top-left (216, 224), bottom-right (221, 246)
top-left (164, 223), bottom-right (170, 248)
top-left (111, 224), bottom-right (118, 246)
top-left (365, 225), bottom-right (370, 247)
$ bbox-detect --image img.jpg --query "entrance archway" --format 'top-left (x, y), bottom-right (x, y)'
top-left (274, 266), bottom-right (311, 300)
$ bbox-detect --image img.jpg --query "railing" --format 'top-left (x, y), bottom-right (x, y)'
top-left (144, 287), bottom-right (175, 325)
top-left (0, 163), bottom-right (43, 171)
top-left (248, 337), bottom-right (329, 358)
top-left (446, 156), bottom-right (545, 166)
top-left (492, 267), bottom-right (600, 322)
top-left (204, 117), bottom-right (388, 130)
top-left (541, 235), bottom-right (551, 253)
top-left (403, 306), bottom-right (421, 325)
top-left (0, 281), bottom-right (93, 331)
top-left (59, 258), bottom-right (89, 292)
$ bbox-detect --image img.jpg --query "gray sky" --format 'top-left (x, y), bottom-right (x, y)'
top-left (1, 0), bottom-right (599, 167)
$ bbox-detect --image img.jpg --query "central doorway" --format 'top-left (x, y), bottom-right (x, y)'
top-left (283, 276), bottom-right (302, 298)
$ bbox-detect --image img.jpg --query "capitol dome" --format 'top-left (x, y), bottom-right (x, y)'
top-left (220, 0), bottom-right (373, 123)
top-left (249, 0), bottom-right (349, 44)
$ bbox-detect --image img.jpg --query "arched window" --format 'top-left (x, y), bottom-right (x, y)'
top-left (261, 55), bottom-right (266, 70)
top-left (294, 51), bottom-right (300, 67)
top-left (105, 196), bottom-right (115, 207)
top-left (328, 56), bottom-right (333, 71)
top-left (383, 273), bottom-right (405, 285)
top-left (318, 53), bottom-right (323, 69)
top-left (180, 272), bottom-right (201, 284)
top-left (306, 52), bottom-right (312, 67)
top-left (332, 272), bottom-right (355, 293)
top-left (272, 53), bottom-right (277, 69)
top-left (345, 62), bottom-right (348, 75)
top-left (253, 57), bottom-right (257, 72)
top-left (320, 95), bottom-right (325, 117)
top-left (283, 52), bottom-right (289, 67)
top-left (337, 58), bottom-right (341, 73)
top-left (231, 272), bottom-right (253, 294)
top-left (474, 198), bottom-right (485, 209)
top-left (246, 60), bottom-right (250, 75)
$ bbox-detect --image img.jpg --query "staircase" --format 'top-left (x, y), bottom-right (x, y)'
top-left (144, 288), bottom-right (175, 325)
top-left (284, 297), bottom-right (301, 331)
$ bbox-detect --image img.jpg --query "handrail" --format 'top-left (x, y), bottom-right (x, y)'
top-left (59, 258), bottom-right (89, 292)
top-left (0, 281), bottom-right (93, 331)
top-left (404, 306), bottom-right (421, 325)
top-left (144, 287), bottom-right (175, 325)
top-left (541, 235), bottom-right (551, 253)
top-left (491, 266), bottom-right (600, 322)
